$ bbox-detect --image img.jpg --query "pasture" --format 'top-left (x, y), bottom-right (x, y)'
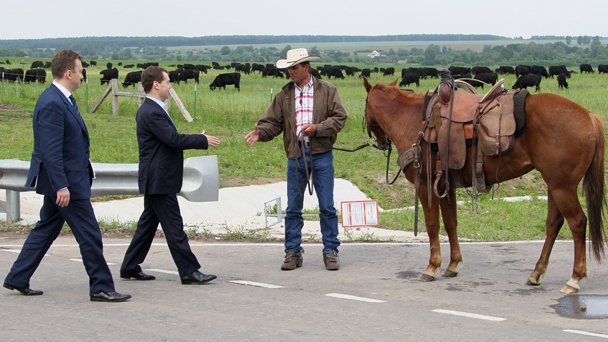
top-left (1, 58), bottom-right (607, 240)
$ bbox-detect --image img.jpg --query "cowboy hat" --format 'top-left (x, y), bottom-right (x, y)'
top-left (276, 48), bottom-right (320, 69)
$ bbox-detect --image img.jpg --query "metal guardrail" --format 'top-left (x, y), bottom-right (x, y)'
top-left (0, 156), bottom-right (219, 222)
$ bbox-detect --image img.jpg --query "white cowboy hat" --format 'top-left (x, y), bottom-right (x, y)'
top-left (276, 48), bottom-right (320, 69)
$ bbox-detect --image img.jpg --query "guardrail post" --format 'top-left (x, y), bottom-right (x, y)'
top-left (6, 189), bottom-right (20, 223)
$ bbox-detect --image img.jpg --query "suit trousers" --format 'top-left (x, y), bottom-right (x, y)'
top-left (121, 194), bottom-right (201, 278)
top-left (4, 195), bottom-right (115, 295)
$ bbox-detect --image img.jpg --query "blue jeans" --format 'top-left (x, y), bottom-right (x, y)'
top-left (285, 149), bottom-right (340, 254)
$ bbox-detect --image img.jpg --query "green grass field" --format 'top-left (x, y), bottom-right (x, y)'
top-left (1, 59), bottom-right (607, 241)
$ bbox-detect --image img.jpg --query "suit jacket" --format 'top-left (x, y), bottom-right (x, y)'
top-left (25, 84), bottom-right (94, 199)
top-left (136, 98), bottom-right (208, 195)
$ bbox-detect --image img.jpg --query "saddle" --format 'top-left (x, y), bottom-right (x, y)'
top-left (423, 78), bottom-right (517, 193)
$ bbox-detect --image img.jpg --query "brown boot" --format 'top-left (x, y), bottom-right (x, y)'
top-left (281, 249), bottom-right (303, 271)
top-left (323, 252), bottom-right (340, 271)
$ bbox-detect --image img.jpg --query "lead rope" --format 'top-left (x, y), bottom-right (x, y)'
top-left (297, 131), bottom-right (314, 196)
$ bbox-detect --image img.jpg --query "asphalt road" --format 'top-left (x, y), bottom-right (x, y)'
top-left (1, 236), bottom-right (607, 341)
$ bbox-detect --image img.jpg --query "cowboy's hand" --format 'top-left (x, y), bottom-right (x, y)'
top-left (56, 187), bottom-right (70, 208)
top-left (302, 124), bottom-right (317, 137)
top-left (245, 125), bottom-right (260, 145)
top-left (204, 134), bottom-right (221, 147)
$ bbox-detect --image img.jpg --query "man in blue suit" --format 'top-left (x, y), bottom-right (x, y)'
top-left (120, 66), bottom-right (220, 285)
top-left (3, 50), bottom-right (131, 302)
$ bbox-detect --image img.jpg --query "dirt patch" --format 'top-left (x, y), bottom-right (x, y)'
top-left (221, 177), bottom-right (284, 187)
top-left (0, 104), bottom-right (21, 110)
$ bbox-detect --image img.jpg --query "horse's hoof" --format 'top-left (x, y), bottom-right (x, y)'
top-left (420, 273), bottom-right (436, 282)
top-left (526, 275), bottom-right (541, 286)
top-left (560, 284), bottom-right (579, 294)
top-left (443, 269), bottom-right (458, 278)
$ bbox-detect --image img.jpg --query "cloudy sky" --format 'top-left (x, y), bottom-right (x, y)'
top-left (1, 0), bottom-right (605, 39)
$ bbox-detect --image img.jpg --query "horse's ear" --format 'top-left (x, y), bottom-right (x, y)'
top-left (363, 77), bottom-right (372, 93)
top-left (389, 78), bottom-right (398, 87)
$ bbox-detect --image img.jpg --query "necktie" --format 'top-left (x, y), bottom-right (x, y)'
top-left (69, 95), bottom-right (87, 131)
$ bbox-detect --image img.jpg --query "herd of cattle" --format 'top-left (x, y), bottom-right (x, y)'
top-left (1, 58), bottom-right (608, 93)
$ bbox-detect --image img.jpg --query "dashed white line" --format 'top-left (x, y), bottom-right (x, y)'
top-left (68, 258), bottom-right (116, 265)
top-left (432, 309), bottom-right (506, 322)
top-left (229, 280), bottom-right (283, 289)
top-left (3, 249), bottom-right (22, 254)
top-left (325, 293), bottom-right (386, 303)
top-left (563, 329), bottom-right (608, 339)
top-left (144, 268), bottom-right (179, 276)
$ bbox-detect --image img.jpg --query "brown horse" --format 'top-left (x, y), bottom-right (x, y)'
top-left (363, 78), bottom-right (606, 293)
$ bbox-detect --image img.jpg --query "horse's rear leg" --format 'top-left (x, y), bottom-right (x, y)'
top-left (439, 192), bottom-right (463, 277)
top-left (527, 192), bottom-right (564, 286)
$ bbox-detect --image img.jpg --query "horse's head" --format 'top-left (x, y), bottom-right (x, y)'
top-left (363, 78), bottom-right (394, 151)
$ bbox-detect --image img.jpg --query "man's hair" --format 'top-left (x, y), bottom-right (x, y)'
top-left (141, 66), bottom-right (168, 93)
top-left (51, 50), bottom-right (82, 79)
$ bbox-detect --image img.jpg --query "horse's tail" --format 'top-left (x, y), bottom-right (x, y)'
top-left (584, 113), bottom-right (606, 261)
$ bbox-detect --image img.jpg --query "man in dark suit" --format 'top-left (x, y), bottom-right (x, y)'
top-left (3, 50), bottom-right (131, 302)
top-left (120, 66), bottom-right (220, 285)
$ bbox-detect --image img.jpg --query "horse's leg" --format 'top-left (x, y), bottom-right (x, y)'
top-left (527, 191), bottom-right (564, 286)
top-left (541, 187), bottom-right (587, 293)
top-left (439, 188), bottom-right (463, 277)
top-left (419, 184), bottom-right (442, 282)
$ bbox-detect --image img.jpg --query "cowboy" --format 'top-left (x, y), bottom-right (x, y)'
top-left (245, 48), bottom-right (347, 271)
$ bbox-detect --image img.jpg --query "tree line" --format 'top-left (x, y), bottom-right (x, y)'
top-left (0, 34), bottom-right (606, 67)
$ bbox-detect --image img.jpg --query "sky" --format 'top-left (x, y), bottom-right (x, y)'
top-left (1, 0), bottom-right (606, 40)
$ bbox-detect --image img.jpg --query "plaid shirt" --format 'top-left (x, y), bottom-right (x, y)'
top-left (294, 78), bottom-right (314, 141)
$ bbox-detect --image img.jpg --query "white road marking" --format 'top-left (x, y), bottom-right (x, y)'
top-left (144, 268), bottom-right (179, 276)
top-left (229, 280), bottom-right (283, 289)
top-left (432, 309), bottom-right (506, 322)
top-left (325, 293), bottom-right (386, 303)
top-left (3, 249), bottom-right (22, 253)
top-left (563, 329), bottom-right (608, 339)
top-left (68, 258), bottom-right (116, 265)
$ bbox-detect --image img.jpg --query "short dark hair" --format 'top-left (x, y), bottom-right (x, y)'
top-left (141, 66), bottom-right (168, 93)
top-left (51, 50), bottom-right (82, 79)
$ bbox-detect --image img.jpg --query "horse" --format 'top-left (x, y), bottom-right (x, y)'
top-left (362, 78), bottom-right (606, 293)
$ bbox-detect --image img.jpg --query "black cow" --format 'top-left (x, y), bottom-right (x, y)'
top-left (137, 62), bottom-right (159, 69)
top-left (251, 63), bottom-right (265, 74)
top-left (549, 65), bottom-right (569, 78)
top-left (2, 68), bottom-right (24, 82)
top-left (30, 61), bottom-right (44, 69)
top-left (557, 73), bottom-right (569, 90)
top-left (90, 60), bottom-right (97, 66)
top-left (598, 64), bottom-right (608, 74)
top-left (209, 72), bottom-right (240, 91)
top-left (169, 70), bottom-right (181, 84)
top-left (472, 66), bottom-right (492, 76)
top-left (381, 67), bottom-right (395, 76)
top-left (495, 66), bottom-right (515, 74)
top-left (580, 64), bottom-right (594, 74)
top-left (81, 68), bottom-right (87, 83)
top-left (531, 65), bottom-right (549, 78)
top-left (179, 69), bottom-right (200, 83)
top-left (515, 65), bottom-right (531, 78)
top-left (512, 74), bottom-right (541, 92)
top-left (359, 68), bottom-right (371, 78)
top-left (24, 68), bottom-right (46, 83)
top-left (122, 71), bottom-right (142, 87)
top-left (100, 68), bottom-right (119, 85)
top-left (448, 66), bottom-right (471, 76)
top-left (399, 71), bottom-right (420, 87)
top-left (195, 64), bottom-right (211, 73)
top-left (471, 72), bottom-right (498, 88)
top-left (322, 66), bottom-right (345, 79)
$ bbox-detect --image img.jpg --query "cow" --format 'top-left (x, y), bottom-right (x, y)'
top-left (137, 62), bottom-right (159, 69)
top-left (24, 68), bottom-right (46, 83)
top-left (252, 63), bottom-right (265, 74)
top-left (495, 66), bottom-right (515, 74)
top-left (30, 61), bottom-right (44, 69)
top-left (580, 64), bottom-right (594, 74)
top-left (122, 71), bottom-right (142, 87)
top-left (100, 68), bottom-right (119, 85)
top-left (195, 64), bottom-right (211, 73)
top-left (557, 73), bottom-right (569, 89)
top-left (209, 72), bottom-right (240, 91)
top-left (531, 65), bottom-right (549, 78)
top-left (549, 65), bottom-right (569, 78)
top-left (471, 72), bottom-right (498, 88)
top-left (359, 68), bottom-right (371, 78)
top-left (179, 69), bottom-right (200, 83)
top-left (81, 68), bottom-right (87, 83)
top-left (448, 66), bottom-right (471, 76)
top-left (515, 65), bottom-right (531, 78)
top-left (169, 70), bottom-right (181, 84)
top-left (472, 66), bottom-right (492, 76)
top-left (512, 74), bottom-right (542, 92)
top-left (321, 66), bottom-right (345, 79)
top-left (598, 64), bottom-right (608, 74)
top-left (2, 68), bottom-right (24, 82)
top-left (90, 60), bottom-right (97, 66)
top-left (381, 67), bottom-right (395, 76)
top-left (399, 71), bottom-right (420, 87)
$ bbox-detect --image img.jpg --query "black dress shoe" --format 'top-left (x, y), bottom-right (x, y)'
top-left (90, 291), bottom-right (132, 302)
top-left (180, 270), bottom-right (217, 285)
top-left (120, 270), bottom-right (156, 281)
top-left (3, 282), bottom-right (43, 296)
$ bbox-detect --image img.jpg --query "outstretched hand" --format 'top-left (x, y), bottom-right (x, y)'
top-left (245, 125), bottom-right (260, 145)
top-left (203, 133), bottom-right (221, 147)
